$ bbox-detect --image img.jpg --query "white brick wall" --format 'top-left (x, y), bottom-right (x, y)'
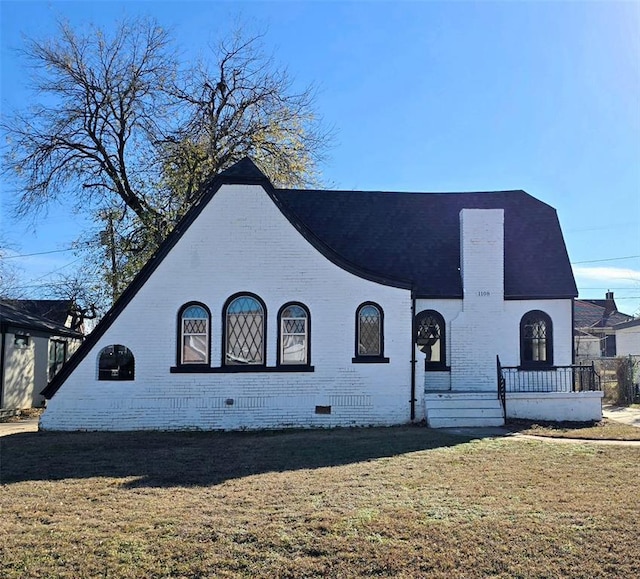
top-left (40, 186), bottom-right (579, 431)
top-left (42, 184), bottom-right (413, 431)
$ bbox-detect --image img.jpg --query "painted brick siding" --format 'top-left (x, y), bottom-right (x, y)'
top-left (451, 209), bottom-right (506, 391)
top-left (41, 184), bottom-right (414, 431)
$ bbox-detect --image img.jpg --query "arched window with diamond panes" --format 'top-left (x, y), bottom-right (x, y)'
top-left (224, 294), bottom-right (266, 365)
top-left (520, 310), bottom-right (553, 367)
top-left (278, 303), bottom-right (310, 366)
top-left (414, 310), bottom-right (446, 370)
top-left (179, 303), bottom-right (210, 365)
top-left (355, 302), bottom-right (386, 360)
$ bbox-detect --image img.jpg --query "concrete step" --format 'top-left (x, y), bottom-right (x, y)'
top-left (427, 407), bottom-right (504, 419)
top-left (425, 392), bottom-right (504, 428)
top-left (428, 416), bottom-right (505, 428)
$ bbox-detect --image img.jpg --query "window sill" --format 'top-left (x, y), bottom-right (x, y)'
top-left (352, 356), bottom-right (390, 364)
top-left (170, 365), bottom-right (315, 373)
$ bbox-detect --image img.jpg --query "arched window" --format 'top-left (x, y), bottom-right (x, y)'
top-left (415, 310), bottom-right (446, 370)
top-left (98, 345), bottom-right (135, 380)
top-left (278, 303), bottom-right (310, 365)
top-left (179, 303), bottom-right (210, 365)
top-left (520, 310), bottom-right (553, 367)
top-left (224, 293), bottom-right (266, 365)
top-left (354, 302), bottom-right (387, 361)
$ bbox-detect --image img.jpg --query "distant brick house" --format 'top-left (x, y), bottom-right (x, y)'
top-left (574, 292), bottom-right (634, 359)
top-left (40, 159), bottom-right (602, 431)
top-left (1, 300), bottom-right (83, 410)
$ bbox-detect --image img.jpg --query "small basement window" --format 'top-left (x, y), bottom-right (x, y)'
top-left (14, 334), bottom-right (30, 348)
top-left (98, 345), bottom-right (135, 381)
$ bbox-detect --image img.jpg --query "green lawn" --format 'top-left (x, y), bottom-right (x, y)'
top-left (1, 427), bottom-right (638, 578)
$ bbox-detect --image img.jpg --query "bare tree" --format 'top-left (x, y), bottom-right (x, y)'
top-left (0, 238), bottom-right (25, 299)
top-left (2, 17), bottom-right (332, 302)
top-left (3, 19), bottom-right (176, 239)
top-left (47, 272), bottom-right (101, 332)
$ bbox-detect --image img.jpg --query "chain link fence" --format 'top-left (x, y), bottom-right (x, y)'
top-left (576, 356), bottom-right (640, 404)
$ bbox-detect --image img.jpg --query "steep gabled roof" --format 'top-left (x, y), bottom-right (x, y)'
top-left (42, 158), bottom-right (577, 398)
top-left (0, 301), bottom-right (82, 339)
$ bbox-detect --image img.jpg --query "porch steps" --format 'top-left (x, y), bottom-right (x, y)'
top-left (425, 392), bottom-right (504, 428)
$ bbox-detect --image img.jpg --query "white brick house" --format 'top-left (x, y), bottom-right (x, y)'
top-left (40, 159), bottom-right (602, 431)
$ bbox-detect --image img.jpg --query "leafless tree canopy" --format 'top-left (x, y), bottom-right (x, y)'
top-left (2, 17), bottom-right (332, 301)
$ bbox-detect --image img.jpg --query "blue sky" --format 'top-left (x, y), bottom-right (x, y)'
top-left (1, 0), bottom-right (639, 314)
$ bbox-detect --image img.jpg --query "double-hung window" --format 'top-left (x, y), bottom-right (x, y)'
top-left (179, 303), bottom-right (210, 365)
top-left (278, 303), bottom-right (310, 365)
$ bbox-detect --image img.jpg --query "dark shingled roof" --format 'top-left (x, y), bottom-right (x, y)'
top-left (274, 188), bottom-right (577, 298)
top-left (0, 301), bottom-right (82, 338)
top-left (42, 158), bottom-right (577, 399)
top-left (3, 299), bottom-right (74, 327)
top-left (574, 299), bottom-right (633, 329)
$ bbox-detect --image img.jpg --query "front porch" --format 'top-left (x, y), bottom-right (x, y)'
top-left (423, 359), bottom-right (603, 428)
top-left (498, 358), bottom-right (603, 423)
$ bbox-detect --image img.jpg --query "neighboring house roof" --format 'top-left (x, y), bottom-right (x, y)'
top-left (614, 318), bottom-right (640, 331)
top-left (574, 298), bottom-right (633, 330)
top-left (42, 158), bottom-right (577, 398)
top-left (0, 301), bottom-right (83, 339)
top-left (4, 299), bottom-right (74, 327)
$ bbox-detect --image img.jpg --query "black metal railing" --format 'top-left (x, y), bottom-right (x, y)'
top-left (498, 361), bottom-right (601, 393)
top-left (496, 356), bottom-right (506, 419)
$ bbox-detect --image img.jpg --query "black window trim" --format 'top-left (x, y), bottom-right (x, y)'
top-left (176, 301), bottom-right (212, 368)
top-left (222, 291), bottom-right (267, 368)
top-left (97, 344), bottom-right (135, 381)
top-left (352, 301), bottom-right (389, 363)
top-left (519, 309), bottom-right (553, 368)
top-left (276, 301), bottom-right (312, 368)
top-left (415, 309), bottom-right (449, 371)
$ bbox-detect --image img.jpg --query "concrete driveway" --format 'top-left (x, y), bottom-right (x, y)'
top-left (602, 404), bottom-right (640, 428)
top-left (0, 419), bottom-right (39, 437)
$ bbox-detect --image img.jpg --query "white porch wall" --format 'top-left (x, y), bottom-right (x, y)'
top-left (42, 184), bottom-right (413, 431)
top-left (506, 392), bottom-right (603, 422)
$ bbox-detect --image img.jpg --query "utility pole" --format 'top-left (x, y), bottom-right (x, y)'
top-left (100, 210), bottom-right (119, 303)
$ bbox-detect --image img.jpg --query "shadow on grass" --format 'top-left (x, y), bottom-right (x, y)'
top-left (0, 425), bottom-right (473, 488)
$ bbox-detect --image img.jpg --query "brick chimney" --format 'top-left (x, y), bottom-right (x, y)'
top-left (604, 291), bottom-right (617, 316)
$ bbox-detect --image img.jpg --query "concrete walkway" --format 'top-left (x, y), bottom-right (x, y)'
top-left (441, 404), bottom-right (640, 446)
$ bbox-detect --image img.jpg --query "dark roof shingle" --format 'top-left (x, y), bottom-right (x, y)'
top-left (276, 188), bottom-right (577, 298)
top-left (0, 301), bottom-right (82, 338)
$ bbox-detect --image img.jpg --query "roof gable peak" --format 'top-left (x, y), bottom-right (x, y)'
top-left (217, 157), bottom-right (270, 184)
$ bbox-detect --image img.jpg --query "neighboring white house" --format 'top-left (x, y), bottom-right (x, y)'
top-left (1, 300), bottom-right (83, 410)
top-left (615, 318), bottom-right (640, 357)
top-left (40, 159), bottom-right (602, 431)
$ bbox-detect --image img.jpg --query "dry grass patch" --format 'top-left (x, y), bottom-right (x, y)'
top-left (1, 426), bottom-right (639, 578)
top-left (512, 418), bottom-right (640, 441)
